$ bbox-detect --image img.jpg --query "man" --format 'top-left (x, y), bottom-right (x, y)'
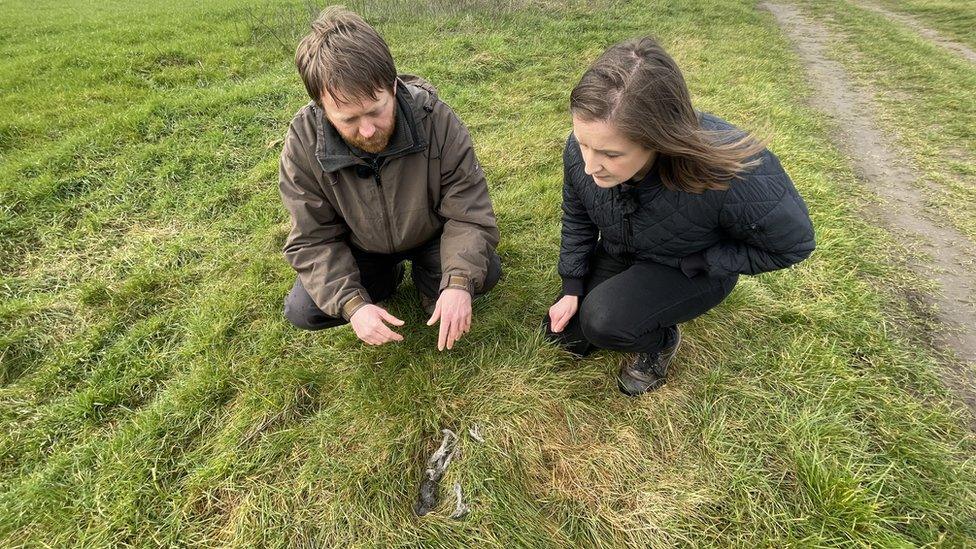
top-left (280, 7), bottom-right (501, 351)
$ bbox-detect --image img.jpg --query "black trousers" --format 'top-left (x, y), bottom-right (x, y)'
top-left (284, 237), bottom-right (502, 330)
top-left (544, 245), bottom-right (737, 356)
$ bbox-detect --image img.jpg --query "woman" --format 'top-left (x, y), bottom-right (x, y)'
top-left (544, 37), bottom-right (815, 396)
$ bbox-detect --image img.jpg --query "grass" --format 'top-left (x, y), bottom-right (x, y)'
top-left (796, 0), bottom-right (976, 242)
top-left (873, 0), bottom-right (976, 50)
top-left (1, 0), bottom-right (974, 546)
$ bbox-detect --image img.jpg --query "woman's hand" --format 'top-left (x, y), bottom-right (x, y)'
top-left (548, 295), bottom-right (579, 333)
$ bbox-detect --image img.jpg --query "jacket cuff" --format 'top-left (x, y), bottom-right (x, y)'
top-left (340, 290), bottom-right (371, 321)
top-left (439, 274), bottom-right (473, 294)
top-left (679, 252), bottom-right (709, 278)
top-left (561, 277), bottom-right (584, 296)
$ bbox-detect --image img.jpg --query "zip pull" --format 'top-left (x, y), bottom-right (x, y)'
top-left (354, 164), bottom-right (375, 179)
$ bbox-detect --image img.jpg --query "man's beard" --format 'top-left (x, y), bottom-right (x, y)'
top-left (346, 121), bottom-right (395, 154)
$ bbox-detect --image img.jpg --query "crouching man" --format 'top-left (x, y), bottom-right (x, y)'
top-left (280, 7), bottom-right (501, 350)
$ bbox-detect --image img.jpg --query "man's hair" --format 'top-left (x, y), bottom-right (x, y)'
top-left (570, 37), bottom-right (766, 193)
top-left (295, 6), bottom-right (397, 106)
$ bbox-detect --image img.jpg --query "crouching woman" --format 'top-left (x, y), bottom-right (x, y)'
top-left (544, 37), bottom-right (815, 396)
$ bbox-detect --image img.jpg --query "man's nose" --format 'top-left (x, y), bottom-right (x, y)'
top-left (359, 121), bottom-right (376, 139)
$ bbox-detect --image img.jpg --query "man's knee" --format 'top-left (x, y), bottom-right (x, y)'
top-left (477, 251), bottom-right (503, 296)
top-left (283, 286), bottom-right (317, 330)
top-left (283, 279), bottom-right (343, 331)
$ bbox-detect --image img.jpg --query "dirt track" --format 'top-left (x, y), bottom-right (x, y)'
top-left (854, 0), bottom-right (976, 63)
top-left (763, 2), bottom-right (976, 416)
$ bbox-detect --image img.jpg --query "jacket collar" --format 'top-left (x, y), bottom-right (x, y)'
top-left (314, 77), bottom-right (430, 173)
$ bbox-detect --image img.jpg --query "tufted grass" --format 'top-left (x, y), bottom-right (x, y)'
top-left (1, 0), bottom-right (974, 546)
top-left (872, 0), bottom-right (976, 50)
top-left (791, 0), bottom-right (976, 243)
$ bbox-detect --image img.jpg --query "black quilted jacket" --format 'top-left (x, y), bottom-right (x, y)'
top-left (558, 113), bottom-right (816, 296)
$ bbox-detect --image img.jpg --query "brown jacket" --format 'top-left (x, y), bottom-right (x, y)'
top-left (279, 75), bottom-right (500, 320)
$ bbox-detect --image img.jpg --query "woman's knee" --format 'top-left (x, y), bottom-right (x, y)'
top-left (579, 301), bottom-right (633, 349)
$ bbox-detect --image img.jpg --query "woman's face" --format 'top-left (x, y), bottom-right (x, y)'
top-left (571, 115), bottom-right (656, 188)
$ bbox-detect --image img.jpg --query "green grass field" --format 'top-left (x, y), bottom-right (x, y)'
top-left (874, 0), bottom-right (976, 50)
top-left (799, 0), bottom-right (976, 241)
top-left (1, 0), bottom-right (974, 546)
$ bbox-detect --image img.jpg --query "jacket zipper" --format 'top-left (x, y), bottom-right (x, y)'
top-left (373, 165), bottom-right (397, 254)
top-left (619, 187), bottom-right (633, 253)
top-left (624, 214), bottom-right (632, 251)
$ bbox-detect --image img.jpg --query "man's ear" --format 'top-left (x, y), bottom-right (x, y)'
top-left (392, 80), bottom-right (398, 96)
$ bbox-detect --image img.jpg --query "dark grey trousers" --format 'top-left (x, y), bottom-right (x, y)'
top-left (284, 237), bottom-right (502, 330)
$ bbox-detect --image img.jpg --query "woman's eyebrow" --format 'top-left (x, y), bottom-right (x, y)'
top-left (577, 137), bottom-right (622, 154)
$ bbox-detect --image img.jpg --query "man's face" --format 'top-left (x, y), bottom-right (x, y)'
top-left (571, 115), bottom-right (655, 188)
top-left (321, 84), bottom-right (397, 154)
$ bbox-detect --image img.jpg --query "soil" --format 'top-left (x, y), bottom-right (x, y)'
top-left (763, 2), bottom-right (976, 419)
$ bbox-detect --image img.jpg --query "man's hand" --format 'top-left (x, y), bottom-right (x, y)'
top-left (426, 288), bottom-right (472, 351)
top-left (350, 304), bottom-right (404, 346)
top-left (548, 295), bottom-right (579, 333)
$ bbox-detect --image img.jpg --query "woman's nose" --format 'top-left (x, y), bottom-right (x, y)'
top-left (581, 152), bottom-right (600, 175)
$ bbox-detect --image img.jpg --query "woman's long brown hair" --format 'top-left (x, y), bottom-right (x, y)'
top-left (570, 37), bottom-right (767, 193)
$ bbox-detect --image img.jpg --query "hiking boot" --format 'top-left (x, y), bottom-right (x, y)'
top-left (617, 327), bottom-right (681, 397)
